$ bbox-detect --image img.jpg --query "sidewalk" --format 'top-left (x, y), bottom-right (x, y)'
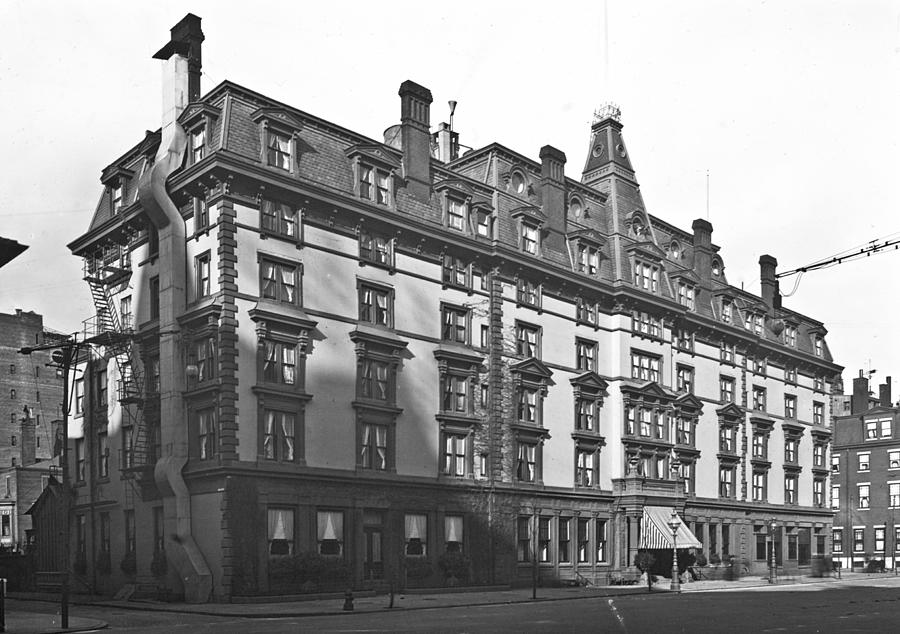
top-left (10, 571), bottom-right (898, 623)
top-left (0, 611), bottom-right (106, 633)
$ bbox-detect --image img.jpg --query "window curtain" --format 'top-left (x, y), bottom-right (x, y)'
top-left (318, 511), bottom-right (342, 541)
top-left (264, 411), bottom-right (275, 459)
top-left (281, 414), bottom-right (294, 461)
top-left (445, 516), bottom-right (463, 544)
top-left (280, 265), bottom-right (295, 303)
top-left (281, 345), bottom-right (296, 385)
top-left (263, 341), bottom-right (277, 381)
top-left (375, 425), bottom-right (387, 469)
top-left (262, 262), bottom-right (277, 298)
top-left (268, 508), bottom-right (293, 541)
top-left (405, 514), bottom-right (427, 540)
top-left (361, 424), bottom-right (371, 465)
top-left (279, 203), bottom-right (295, 236)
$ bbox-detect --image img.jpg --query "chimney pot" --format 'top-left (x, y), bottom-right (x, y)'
top-left (397, 80), bottom-right (433, 201)
top-left (759, 254), bottom-right (781, 313)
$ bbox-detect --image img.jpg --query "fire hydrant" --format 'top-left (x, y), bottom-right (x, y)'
top-left (343, 588), bottom-right (354, 611)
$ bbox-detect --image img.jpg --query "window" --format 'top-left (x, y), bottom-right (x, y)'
top-left (890, 450), bottom-right (900, 469)
top-left (752, 433), bottom-right (768, 459)
top-left (149, 276), bottom-right (160, 319)
top-left (448, 199), bottom-right (466, 231)
top-left (633, 261), bottom-right (659, 292)
top-left (631, 352), bottom-right (660, 383)
top-left (745, 312), bottom-right (763, 335)
top-left (577, 518), bottom-right (590, 563)
top-left (442, 374), bottom-right (471, 414)
top-left (515, 323), bottom-right (540, 358)
top-left (575, 339), bottom-right (597, 372)
top-left (783, 325), bottom-right (797, 347)
top-left (752, 386), bottom-right (766, 412)
top-left (813, 402), bottom-right (824, 426)
top-left (360, 423), bottom-right (389, 470)
top-left (575, 448), bottom-right (598, 487)
top-left (441, 432), bottom-right (468, 476)
top-left (882, 418), bottom-right (893, 438)
top-left (784, 395), bottom-right (796, 419)
top-left (359, 165), bottom-right (391, 206)
top-left (359, 359), bottom-right (391, 402)
top-left (576, 398), bottom-right (598, 432)
top-left (122, 427), bottom-right (134, 470)
top-left (360, 232), bottom-right (392, 267)
top-left (260, 259), bottom-right (299, 305)
top-left (721, 300), bottom-right (733, 324)
top-left (676, 365), bottom-right (694, 394)
top-left (558, 518), bottom-right (571, 563)
top-left (858, 453), bottom-right (870, 472)
top-left (194, 252), bottom-right (211, 300)
top-left (719, 376), bottom-right (735, 403)
top-left (719, 466), bottom-right (734, 498)
top-left (516, 442), bottom-right (538, 482)
top-left (813, 443), bottom-right (825, 467)
top-left (752, 357), bottom-right (767, 375)
top-left (576, 299), bottom-right (597, 326)
top-left (675, 416), bottom-right (692, 445)
top-left (359, 284), bottom-right (392, 327)
top-left (890, 482), bottom-right (900, 507)
top-left (317, 511), bottom-right (344, 556)
top-left (112, 182), bottom-right (124, 212)
top-left (858, 484), bottom-right (870, 509)
top-left (785, 366), bottom-right (797, 384)
top-left (190, 125), bottom-right (206, 164)
top-left (720, 341), bottom-right (735, 364)
top-left (538, 517), bottom-right (551, 562)
top-left (866, 420), bottom-right (878, 439)
top-left (596, 520), bottom-right (607, 562)
top-left (74, 378), bottom-right (84, 416)
top-left (125, 510), bottom-right (136, 555)
top-left (100, 512), bottom-right (111, 558)
top-left (752, 471), bottom-right (766, 501)
top-left (577, 244), bottom-right (599, 275)
top-left (720, 426), bottom-right (735, 453)
top-left (75, 438), bottom-right (85, 482)
top-left (98, 431), bottom-right (109, 478)
top-left (831, 485), bottom-right (840, 509)
top-left (784, 474), bottom-right (797, 504)
top-left (875, 527), bottom-right (886, 552)
top-left (521, 222), bottom-right (539, 255)
top-left (517, 387), bottom-right (539, 424)
top-left (517, 517), bottom-right (531, 562)
top-left (674, 328), bottom-right (693, 352)
top-left (516, 277), bottom-right (540, 308)
top-left (97, 369), bottom-right (107, 409)
top-left (677, 282), bottom-right (695, 310)
top-left (262, 340), bottom-right (297, 385)
top-left (262, 410), bottom-right (295, 462)
top-left (268, 508), bottom-right (294, 556)
top-left (853, 528), bottom-right (864, 552)
top-left (197, 408), bottom-right (216, 460)
top-left (632, 311), bottom-right (661, 338)
top-left (442, 255), bottom-right (470, 289)
top-left (267, 130), bottom-right (292, 170)
top-left (147, 356), bottom-right (161, 393)
top-left (445, 516), bottom-right (464, 553)
top-left (261, 200), bottom-right (298, 239)
top-left (813, 479), bottom-right (825, 506)
top-left (784, 438), bottom-right (798, 463)
top-left (192, 336), bottom-right (217, 384)
top-left (405, 514), bottom-right (428, 556)
top-left (813, 376), bottom-right (825, 391)
top-left (475, 209), bottom-right (491, 237)
top-left (814, 336), bottom-right (823, 357)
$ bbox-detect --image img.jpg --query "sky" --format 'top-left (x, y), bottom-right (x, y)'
top-left (1, 0), bottom-right (898, 391)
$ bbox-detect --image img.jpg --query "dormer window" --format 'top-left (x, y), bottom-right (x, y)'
top-left (448, 199), bottom-right (467, 231)
top-left (577, 244), bottom-right (600, 275)
top-left (253, 108), bottom-right (303, 175)
top-left (360, 165), bottom-right (392, 206)
top-left (784, 324), bottom-right (797, 347)
top-left (814, 336), bottom-right (823, 357)
top-left (712, 258), bottom-right (722, 277)
top-left (267, 130), bottom-right (292, 170)
top-left (522, 223), bottom-right (539, 255)
top-left (475, 209), bottom-right (491, 238)
top-left (745, 311), bottom-right (763, 335)
top-left (511, 170), bottom-right (527, 195)
top-left (633, 260), bottom-right (659, 293)
top-left (190, 125), bottom-right (207, 164)
top-left (569, 197), bottom-right (584, 219)
top-left (112, 182), bottom-right (125, 212)
top-left (669, 241), bottom-right (681, 259)
top-left (101, 164), bottom-right (134, 215)
top-left (721, 300), bottom-right (733, 324)
top-left (677, 282), bottom-right (695, 311)
top-left (631, 215), bottom-right (646, 238)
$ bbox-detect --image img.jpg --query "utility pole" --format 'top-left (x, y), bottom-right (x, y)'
top-left (20, 337), bottom-right (78, 629)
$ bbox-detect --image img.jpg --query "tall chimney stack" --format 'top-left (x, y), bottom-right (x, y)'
top-left (20, 407), bottom-right (36, 467)
top-left (153, 13), bottom-right (204, 102)
top-left (852, 369), bottom-right (870, 415)
top-left (880, 377), bottom-right (892, 408)
top-left (539, 145), bottom-right (567, 251)
top-left (692, 219), bottom-right (713, 283)
top-left (759, 254), bottom-right (781, 314)
top-left (398, 80), bottom-right (433, 202)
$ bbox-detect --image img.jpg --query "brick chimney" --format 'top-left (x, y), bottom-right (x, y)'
top-left (20, 407), bottom-right (35, 467)
top-left (433, 123), bottom-right (459, 163)
top-left (852, 369), bottom-right (870, 415)
top-left (153, 13), bottom-right (204, 102)
top-left (759, 254), bottom-right (781, 314)
top-left (539, 145), bottom-right (567, 251)
top-left (880, 377), bottom-right (892, 408)
top-left (398, 80), bottom-right (433, 202)
top-left (692, 219), bottom-right (713, 283)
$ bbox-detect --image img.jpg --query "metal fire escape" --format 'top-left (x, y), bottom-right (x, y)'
top-left (82, 243), bottom-right (154, 505)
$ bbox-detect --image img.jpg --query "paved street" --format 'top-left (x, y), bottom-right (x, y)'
top-left (8, 573), bottom-right (900, 633)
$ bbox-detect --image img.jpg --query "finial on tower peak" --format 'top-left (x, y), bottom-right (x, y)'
top-left (593, 103), bottom-right (621, 124)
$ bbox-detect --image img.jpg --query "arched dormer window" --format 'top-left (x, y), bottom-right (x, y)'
top-left (669, 241), bottom-right (681, 260)
top-left (630, 212), bottom-right (646, 238)
top-left (569, 196), bottom-right (584, 220)
top-left (712, 258), bottom-right (722, 277)
top-left (509, 169), bottom-right (529, 196)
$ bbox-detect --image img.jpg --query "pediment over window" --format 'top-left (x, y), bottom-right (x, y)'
top-left (625, 241), bottom-right (666, 263)
top-left (668, 269), bottom-right (701, 285)
top-left (716, 402), bottom-right (745, 420)
top-left (349, 325), bottom-right (408, 352)
top-left (620, 381), bottom-right (672, 401)
top-left (570, 371), bottom-right (608, 394)
top-left (345, 143), bottom-right (402, 171)
top-left (178, 102), bottom-right (222, 128)
top-left (750, 416), bottom-right (775, 433)
top-left (251, 107), bottom-right (304, 133)
top-left (434, 178), bottom-right (474, 198)
top-left (433, 345), bottom-right (485, 371)
top-left (810, 427), bottom-right (832, 442)
top-left (100, 165), bottom-right (135, 186)
top-left (674, 392), bottom-right (704, 413)
top-left (178, 301), bottom-right (223, 332)
top-left (567, 228), bottom-right (606, 248)
top-left (782, 420), bottom-right (806, 437)
top-left (510, 205), bottom-right (546, 225)
top-left (138, 130), bottom-right (161, 158)
top-left (510, 357), bottom-right (554, 382)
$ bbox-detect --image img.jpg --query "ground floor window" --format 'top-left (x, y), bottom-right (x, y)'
top-left (597, 520), bottom-right (607, 563)
top-left (538, 517), bottom-right (551, 562)
top-left (405, 514), bottom-right (428, 556)
top-left (832, 529), bottom-right (842, 553)
top-left (268, 508), bottom-right (294, 556)
top-left (577, 518), bottom-right (590, 563)
top-left (517, 517), bottom-right (531, 562)
top-left (318, 510), bottom-right (344, 556)
top-left (445, 515), bottom-right (463, 553)
top-left (875, 527), bottom-right (886, 553)
top-left (558, 518), bottom-right (571, 564)
top-left (853, 528), bottom-right (864, 553)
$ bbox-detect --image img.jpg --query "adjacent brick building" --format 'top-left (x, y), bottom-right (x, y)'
top-left (60, 15), bottom-right (842, 601)
top-left (832, 371), bottom-right (899, 568)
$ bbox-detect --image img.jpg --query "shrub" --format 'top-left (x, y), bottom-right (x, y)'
top-left (694, 552), bottom-right (707, 567)
top-left (634, 551), bottom-right (656, 592)
top-left (405, 557), bottom-right (434, 580)
top-left (150, 550), bottom-right (168, 578)
top-left (120, 552), bottom-right (137, 575)
top-left (709, 552), bottom-right (722, 565)
top-left (437, 551), bottom-right (470, 582)
top-left (866, 559), bottom-right (885, 573)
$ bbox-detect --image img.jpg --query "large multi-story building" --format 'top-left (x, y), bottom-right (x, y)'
top-left (60, 15), bottom-right (841, 601)
top-left (832, 370), bottom-right (899, 569)
top-left (0, 310), bottom-right (64, 550)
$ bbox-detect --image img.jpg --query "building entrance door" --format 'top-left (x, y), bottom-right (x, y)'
top-left (364, 527), bottom-right (384, 580)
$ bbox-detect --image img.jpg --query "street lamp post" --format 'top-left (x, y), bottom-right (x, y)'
top-left (769, 518), bottom-right (777, 584)
top-left (668, 508), bottom-right (681, 592)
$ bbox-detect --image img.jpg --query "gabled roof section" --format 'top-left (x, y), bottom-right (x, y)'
top-left (178, 101), bottom-right (222, 128)
top-left (567, 228), bottom-right (606, 247)
top-left (345, 143), bottom-right (401, 170)
top-left (625, 240), bottom-right (667, 262)
top-left (510, 357), bottom-right (554, 380)
top-left (716, 402), bottom-right (745, 419)
top-left (251, 106), bottom-right (304, 131)
top-left (675, 392), bottom-right (704, 411)
top-left (620, 381), bottom-right (672, 399)
top-left (509, 205), bottom-right (546, 225)
top-left (570, 371), bottom-right (609, 392)
top-left (862, 405), bottom-right (897, 418)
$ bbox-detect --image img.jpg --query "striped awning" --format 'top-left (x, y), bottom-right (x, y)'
top-left (638, 506), bottom-right (701, 549)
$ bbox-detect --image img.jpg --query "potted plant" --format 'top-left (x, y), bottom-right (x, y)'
top-left (709, 552), bottom-right (722, 566)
